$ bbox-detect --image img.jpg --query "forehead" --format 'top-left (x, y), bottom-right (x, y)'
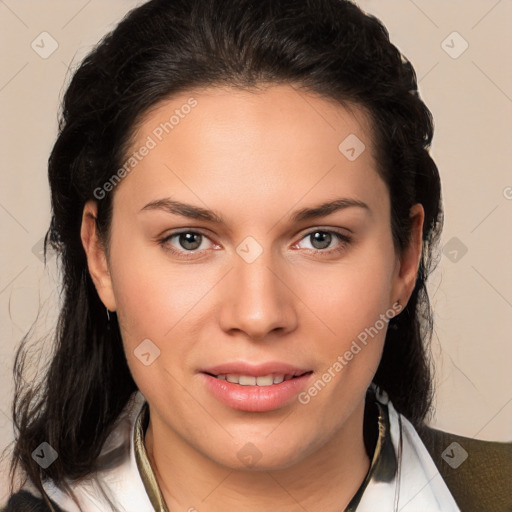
top-left (134, 83), bottom-right (375, 154)
top-left (112, 84), bottom-right (386, 221)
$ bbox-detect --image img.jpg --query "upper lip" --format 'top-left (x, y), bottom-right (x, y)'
top-left (201, 362), bottom-right (312, 378)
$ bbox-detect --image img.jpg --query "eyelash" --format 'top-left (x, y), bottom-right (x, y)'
top-left (157, 229), bottom-right (352, 260)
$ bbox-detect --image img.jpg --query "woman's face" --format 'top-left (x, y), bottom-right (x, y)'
top-left (82, 84), bottom-right (422, 470)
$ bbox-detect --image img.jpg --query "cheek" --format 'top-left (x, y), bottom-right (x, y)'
top-left (295, 247), bottom-right (396, 421)
top-left (108, 222), bottom-right (207, 340)
top-left (111, 262), bottom-right (212, 361)
top-left (110, 265), bottom-right (196, 403)
top-left (106, 238), bottom-right (173, 365)
top-left (295, 238), bottom-right (396, 351)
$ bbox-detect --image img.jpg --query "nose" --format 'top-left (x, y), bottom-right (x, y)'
top-left (218, 247), bottom-right (298, 341)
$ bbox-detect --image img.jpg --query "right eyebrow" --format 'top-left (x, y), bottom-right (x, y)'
top-left (139, 198), bottom-right (224, 224)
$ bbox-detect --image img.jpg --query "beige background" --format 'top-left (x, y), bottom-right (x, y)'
top-left (1, 0), bottom-right (511, 499)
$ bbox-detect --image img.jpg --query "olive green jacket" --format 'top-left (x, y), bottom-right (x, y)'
top-left (417, 426), bottom-right (512, 512)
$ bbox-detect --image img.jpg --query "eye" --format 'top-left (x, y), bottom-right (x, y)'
top-left (295, 229), bottom-right (351, 254)
top-left (158, 230), bottom-right (216, 259)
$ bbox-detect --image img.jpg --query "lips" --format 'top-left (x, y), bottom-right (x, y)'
top-left (200, 362), bottom-right (313, 412)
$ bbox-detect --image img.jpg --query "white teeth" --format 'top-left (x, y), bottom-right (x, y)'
top-left (256, 375), bottom-right (274, 386)
top-left (217, 374), bottom-right (290, 386)
top-left (239, 375), bottom-right (257, 386)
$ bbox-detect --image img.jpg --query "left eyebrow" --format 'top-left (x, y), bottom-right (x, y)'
top-left (290, 197), bottom-right (371, 223)
top-left (139, 196), bottom-right (371, 224)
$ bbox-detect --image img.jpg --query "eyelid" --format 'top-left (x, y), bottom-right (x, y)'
top-left (295, 224), bottom-right (353, 238)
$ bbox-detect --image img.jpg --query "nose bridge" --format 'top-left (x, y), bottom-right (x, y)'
top-left (219, 237), bottom-right (296, 339)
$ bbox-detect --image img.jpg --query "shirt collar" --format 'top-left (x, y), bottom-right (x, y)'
top-left (345, 388), bottom-right (397, 510)
top-left (134, 401), bottom-right (169, 512)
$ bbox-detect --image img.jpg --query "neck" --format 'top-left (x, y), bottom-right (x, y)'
top-left (144, 400), bottom-right (371, 512)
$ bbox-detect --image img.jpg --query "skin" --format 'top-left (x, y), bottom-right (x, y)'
top-left (81, 84), bottom-right (424, 512)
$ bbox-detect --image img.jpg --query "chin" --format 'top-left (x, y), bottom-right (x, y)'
top-left (202, 433), bottom-right (318, 473)
top-left (220, 450), bottom-right (307, 473)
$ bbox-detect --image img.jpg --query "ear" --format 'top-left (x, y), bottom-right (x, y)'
top-left (390, 203), bottom-right (424, 308)
top-left (80, 200), bottom-right (117, 311)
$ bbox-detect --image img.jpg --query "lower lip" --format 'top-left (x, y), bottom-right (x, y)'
top-left (201, 373), bottom-right (312, 412)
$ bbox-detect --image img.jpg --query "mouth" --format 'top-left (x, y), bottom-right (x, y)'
top-left (200, 362), bottom-right (314, 412)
